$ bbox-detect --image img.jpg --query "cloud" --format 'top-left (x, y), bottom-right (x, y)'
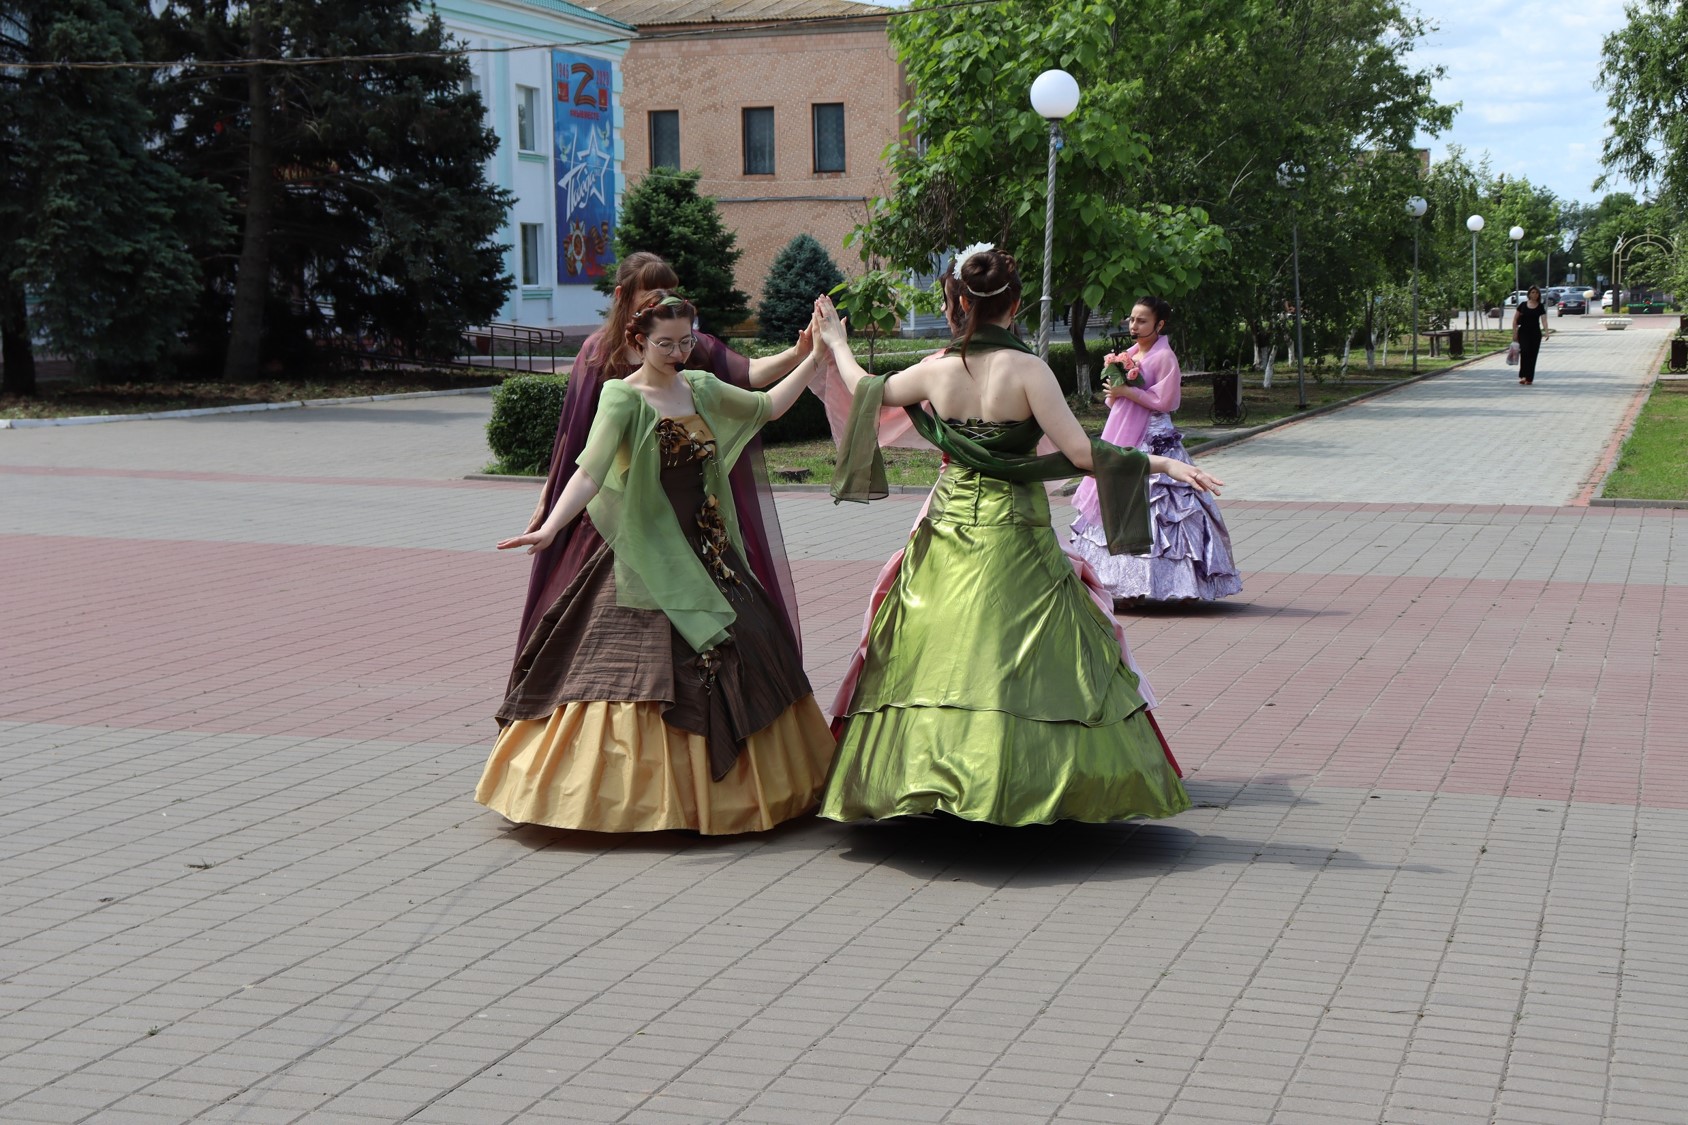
top-left (1407, 0), bottom-right (1634, 202)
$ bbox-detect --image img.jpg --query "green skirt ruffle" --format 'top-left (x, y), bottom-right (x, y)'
top-left (820, 467), bottom-right (1190, 826)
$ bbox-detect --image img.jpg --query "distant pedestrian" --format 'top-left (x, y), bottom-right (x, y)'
top-left (1512, 285), bottom-right (1548, 386)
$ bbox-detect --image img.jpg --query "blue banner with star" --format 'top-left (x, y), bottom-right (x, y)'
top-left (551, 50), bottom-right (615, 285)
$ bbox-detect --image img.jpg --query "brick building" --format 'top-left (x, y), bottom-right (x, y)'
top-left (584, 0), bottom-right (904, 323)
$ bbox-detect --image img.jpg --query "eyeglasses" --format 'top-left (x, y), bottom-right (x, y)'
top-left (646, 337), bottom-right (695, 355)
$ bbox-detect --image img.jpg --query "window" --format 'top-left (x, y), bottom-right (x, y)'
top-left (742, 107), bottom-right (775, 175)
top-left (812, 103), bottom-right (845, 172)
top-left (649, 110), bottom-right (680, 170)
top-left (520, 223), bottom-right (544, 286)
top-left (516, 85), bottom-right (539, 152)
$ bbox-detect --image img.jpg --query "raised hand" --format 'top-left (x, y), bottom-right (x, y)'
top-left (814, 295), bottom-right (849, 350)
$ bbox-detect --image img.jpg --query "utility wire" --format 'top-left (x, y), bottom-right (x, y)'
top-left (1, 0), bottom-right (1000, 72)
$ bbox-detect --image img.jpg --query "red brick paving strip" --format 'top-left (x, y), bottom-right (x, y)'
top-left (9, 521), bottom-right (1682, 809)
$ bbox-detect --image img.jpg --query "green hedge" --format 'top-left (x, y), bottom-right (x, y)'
top-left (487, 374), bottom-right (569, 475)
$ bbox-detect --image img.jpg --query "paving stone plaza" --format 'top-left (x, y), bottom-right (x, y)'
top-left (1, 316), bottom-right (1683, 1123)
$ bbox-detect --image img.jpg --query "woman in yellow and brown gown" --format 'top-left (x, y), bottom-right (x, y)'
top-left (476, 293), bottom-right (834, 834)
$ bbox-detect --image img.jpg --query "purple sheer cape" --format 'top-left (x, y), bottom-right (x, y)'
top-left (511, 331), bottom-right (802, 679)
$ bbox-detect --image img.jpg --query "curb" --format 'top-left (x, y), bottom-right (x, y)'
top-left (462, 471), bottom-right (935, 496)
top-left (1588, 497), bottom-right (1688, 510)
top-left (1185, 348), bottom-right (1504, 458)
top-left (0, 385), bottom-right (496, 430)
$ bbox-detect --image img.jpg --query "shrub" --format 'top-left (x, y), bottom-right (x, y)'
top-left (487, 374), bottom-right (569, 475)
top-left (758, 235), bottom-right (845, 341)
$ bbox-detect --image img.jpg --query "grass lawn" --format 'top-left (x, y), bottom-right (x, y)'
top-left (0, 371), bottom-right (499, 421)
top-left (1601, 372), bottom-right (1688, 502)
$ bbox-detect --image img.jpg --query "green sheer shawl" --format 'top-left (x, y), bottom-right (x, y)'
top-left (577, 370), bottom-right (771, 653)
top-left (831, 325), bottom-right (1152, 555)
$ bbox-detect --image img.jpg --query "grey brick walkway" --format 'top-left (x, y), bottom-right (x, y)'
top-left (1202, 317), bottom-right (1669, 504)
top-left (1, 321), bottom-right (1683, 1124)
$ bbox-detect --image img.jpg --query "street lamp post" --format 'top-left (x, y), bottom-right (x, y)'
top-left (1278, 162), bottom-right (1308, 409)
top-left (1029, 69), bottom-right (1080, 360)
top-left (1509, 225), bottom-right (1524, 293)
top-left (1407, 197), bottom-right (1427, 374)
top-left (1467, 214), bottom-right (1485, 351)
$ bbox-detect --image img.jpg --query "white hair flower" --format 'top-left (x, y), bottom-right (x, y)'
top-left (951, 241), bottom-right (995, 280)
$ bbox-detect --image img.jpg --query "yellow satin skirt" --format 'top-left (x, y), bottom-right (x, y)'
top-left (475, 696), bottom-right (835, 835)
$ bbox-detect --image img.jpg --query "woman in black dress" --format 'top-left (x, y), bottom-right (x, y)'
top-left (1512, 285), bottom-right (1548, 385)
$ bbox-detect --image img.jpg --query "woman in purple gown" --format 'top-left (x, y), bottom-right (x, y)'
top-left (1068, 297), bottom-right (1242, 604)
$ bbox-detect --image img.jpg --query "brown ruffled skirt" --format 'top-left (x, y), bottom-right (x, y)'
top-left (479, 531), bottom-right (834, 835)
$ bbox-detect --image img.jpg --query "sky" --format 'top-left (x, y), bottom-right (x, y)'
top-left (1404, 0), bottom-right (1631, 205)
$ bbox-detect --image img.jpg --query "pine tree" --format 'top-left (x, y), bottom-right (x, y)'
top-left (153, 0), bottom-right (513, 378)
top-left (757, 234), bottom-right (844, 341)
top-left (0, 0), bottom-right (220, 393)
top-left (603, 170), bottom-right (750, 336)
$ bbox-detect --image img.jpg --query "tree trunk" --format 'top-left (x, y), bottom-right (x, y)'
top-left (224, 7), bottom-right (277, 381)
top-left (1261, 347), bottom-right (1275, 389)
top-left (1068, 298), bottom-right (1091, 398)
top-left (1363, 300), bottom-right (1377, 371)
top-left (1339, 334), bottom-right (1351, 382)
top-left (1, 284), bottom-right (37, 396)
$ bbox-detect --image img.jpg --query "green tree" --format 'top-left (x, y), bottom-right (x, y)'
top-left (1599, 0), bottom-right (1688, 204)
top-left (603, 170), bottom-right (750, 335)
top-left (757, 234), bottom-right (843, 341)
top-left (0, 0), bottom-right (222, 393)
top-left (153, 0), bottom-right (512, 379)
top-left (865, 0), bottom-right (1447, 388)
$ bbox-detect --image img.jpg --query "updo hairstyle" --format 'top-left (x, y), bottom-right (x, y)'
top-left (599, 252), bottom-right (681, 380)
top-left (624, 290), bottom-right (697, 352)
top-left (1134, 295), bottom-right (1172, 335)
top-left (948, 248), bottom-right (1024, 359)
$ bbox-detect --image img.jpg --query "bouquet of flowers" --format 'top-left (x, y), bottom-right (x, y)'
top-left (1101, 349), bottom-right (1141, 389)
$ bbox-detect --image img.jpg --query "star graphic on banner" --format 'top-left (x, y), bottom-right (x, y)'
top-left (558, 122), bottom-right (612, 220)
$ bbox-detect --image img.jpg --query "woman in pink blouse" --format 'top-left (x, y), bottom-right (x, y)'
top-left (1068, 297), bottom-right (1243, 604)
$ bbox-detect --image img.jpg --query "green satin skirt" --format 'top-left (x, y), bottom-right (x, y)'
top-left (820, 467), bottom-right (1191, 826)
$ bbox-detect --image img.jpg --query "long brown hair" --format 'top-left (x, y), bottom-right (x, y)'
top-left (950, 248), bottom-right (1023, 362)
top-left (596, 252), bottom-right (680, 381)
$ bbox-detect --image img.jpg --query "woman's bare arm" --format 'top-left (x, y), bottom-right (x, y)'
top-left (500, 469), bottom-right (601, 554)
top-left (746, 325), bottom-right (814, 387)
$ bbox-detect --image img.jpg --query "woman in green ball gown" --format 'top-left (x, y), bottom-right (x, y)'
top-left (814, 245), bottom-right (1222, 826)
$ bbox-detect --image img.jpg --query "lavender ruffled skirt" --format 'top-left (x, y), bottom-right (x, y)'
top-left (1069, 414), bottom-right (1243, 603)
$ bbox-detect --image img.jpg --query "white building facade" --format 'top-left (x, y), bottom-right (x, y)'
top-left (430, 0), bottom-right (631, 332)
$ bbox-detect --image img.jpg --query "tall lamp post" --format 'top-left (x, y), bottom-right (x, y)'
top-left (1407, 196), bottom-right (1427, 374)
top-left (1467, 214), bottom-right (1485, 350)
top-left (1278, 161), bottom-right (1308, 409)
top-left (1509, 225), bottom-right (1524, 293)
top-left (1030, 69), bottom-right (1080, 359)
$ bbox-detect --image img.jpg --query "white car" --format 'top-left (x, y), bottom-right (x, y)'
top-left (1602, 289), bottom-right (1616, 309)
top-left (1503, 290), bottom-right (1531, 308)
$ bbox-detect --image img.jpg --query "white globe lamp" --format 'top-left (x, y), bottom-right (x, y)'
top-left (1029, 69), bottom-right (1080, 120)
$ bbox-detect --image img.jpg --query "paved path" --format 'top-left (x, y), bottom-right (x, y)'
top-left (1202, 316), bottom-right (1667, 504)
top-left (1, 329), bottom-right (1683, 1124)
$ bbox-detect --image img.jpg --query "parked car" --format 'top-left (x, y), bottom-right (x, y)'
top-left (1602, 289), bottom-right (1616, 309)
top-left (1557, 292), bottom-right (1588, 315)
top-left (1503, 290), bottom-right (1530, 308)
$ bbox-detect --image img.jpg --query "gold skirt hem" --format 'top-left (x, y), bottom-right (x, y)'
top-left (475, 697), bottom-right (835, 835)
